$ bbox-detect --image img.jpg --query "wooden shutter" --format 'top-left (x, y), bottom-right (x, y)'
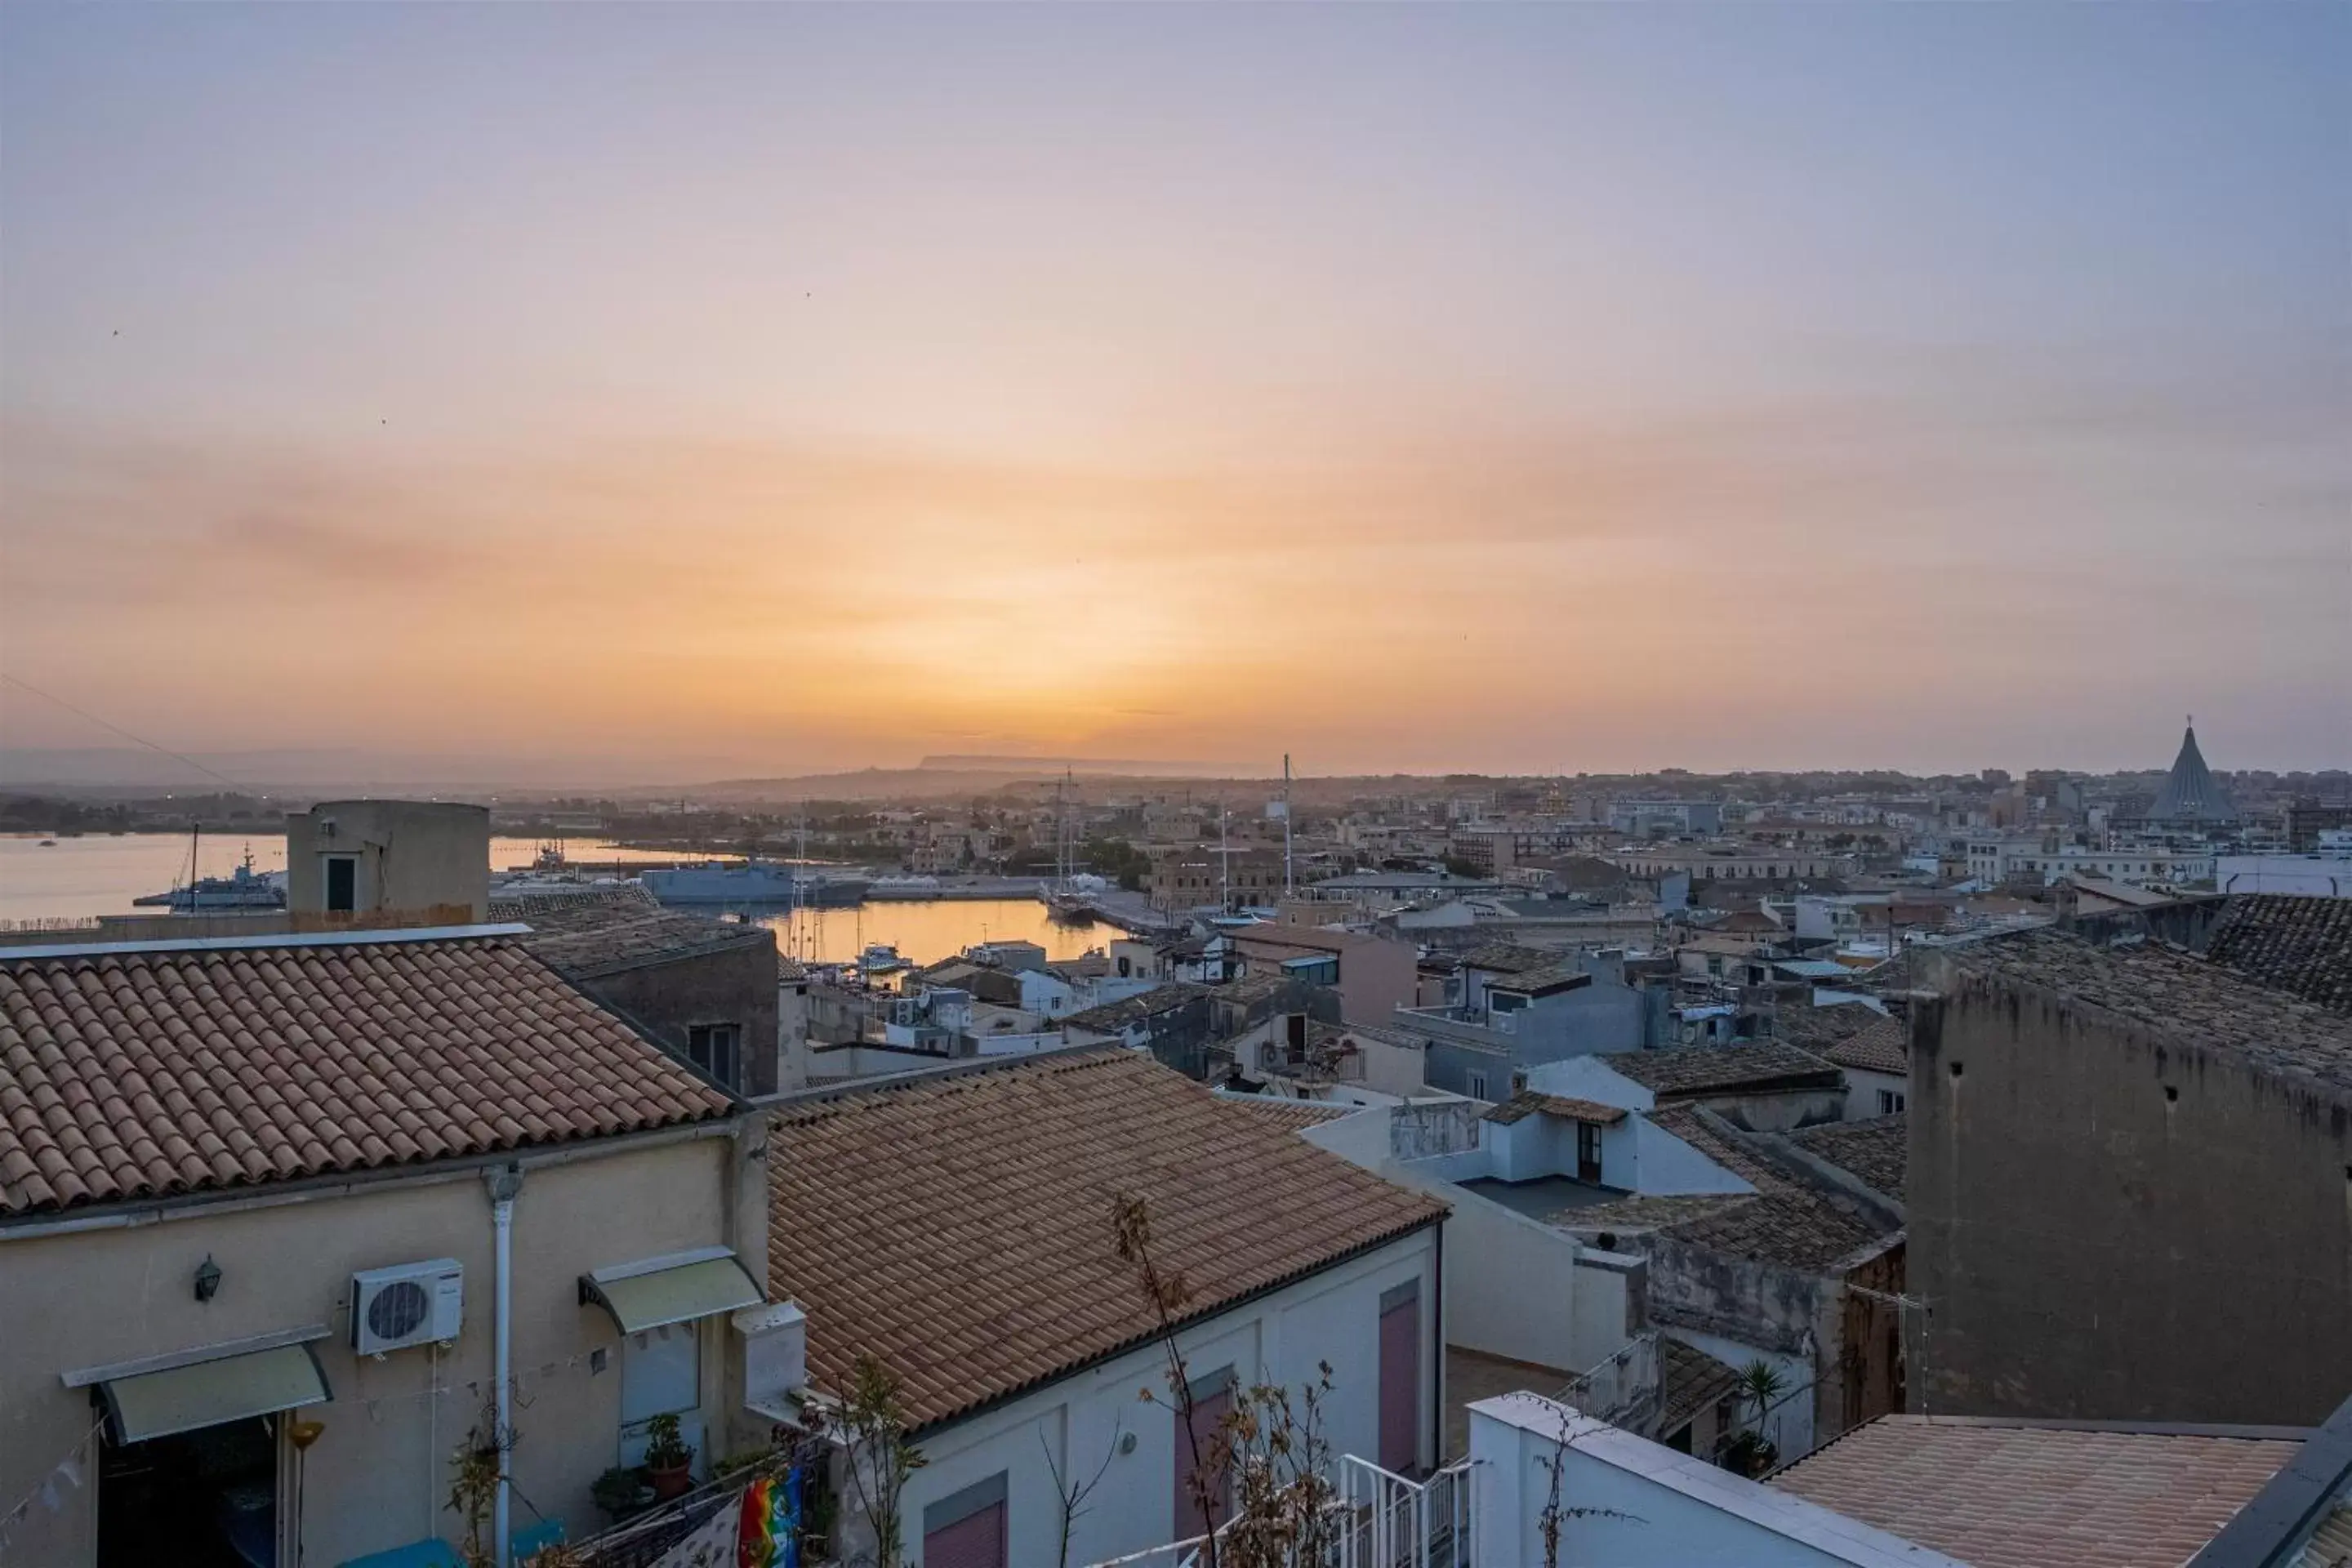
top-left (1173, 1375), bottom-right (1234, 1541)
top-left (1379, 1281), bottom-right (1421, 1474)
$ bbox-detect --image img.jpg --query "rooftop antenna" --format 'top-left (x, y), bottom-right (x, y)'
top-left (1282, 753), bottom-right (1294, 900)
top-left (1219, 800), bottom-right (1231, 912)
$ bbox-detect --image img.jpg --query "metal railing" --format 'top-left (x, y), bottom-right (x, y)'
top-left (1083, 1455), bottom-right (1475, 1568)
top-left (1557, 1331), bottom-right (1660, 1433)
top-left (1335, 1455), bottom-right (1473, 1568)
top-left (1388, 1007), bottom-right (1513, 1056)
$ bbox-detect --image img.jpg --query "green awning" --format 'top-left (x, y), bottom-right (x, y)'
top-left (92, 1340), bottom-right (332, 1444)
top-left (580, 1249), bottom-right (764, 1334)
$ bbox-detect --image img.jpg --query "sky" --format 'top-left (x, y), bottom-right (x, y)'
top-left (2, 3), bottom-right (2345, 782)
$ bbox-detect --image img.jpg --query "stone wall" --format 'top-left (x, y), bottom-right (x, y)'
top-left (1909, 967), bottom-right (2352, 1423)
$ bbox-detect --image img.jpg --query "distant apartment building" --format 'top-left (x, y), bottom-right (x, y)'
top-left (1604, 848), bottom-right (1854, 883)
top-left (1143, 844), bottom-right (1286, 910)
top-left (1227, 921), bottom-right (1418, 1026)
top-left (1959, 835), bottom-right (2212, 887)
top-left (1396, 943), bottom-right (1671, 1101)
top-left (1608, 800), bottom-right (1724, 838)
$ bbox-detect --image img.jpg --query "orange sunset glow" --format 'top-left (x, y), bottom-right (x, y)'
top-left (2, 4), bottom-right (2345, 779)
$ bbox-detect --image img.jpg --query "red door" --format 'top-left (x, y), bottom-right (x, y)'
top-left (923, 1501), bottom-right (1005, 1568)
top-left (1174, 1379), bottom-right (1233, 1541)
top-left (1379, 1281), bottom-right (1421, 1474)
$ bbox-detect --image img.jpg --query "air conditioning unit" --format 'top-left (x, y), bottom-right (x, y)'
top-left (353, 1259), bottom-right (464, 1354)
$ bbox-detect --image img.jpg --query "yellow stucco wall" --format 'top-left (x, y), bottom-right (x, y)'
top-left (0, 1125), bottom-right (763, 1566)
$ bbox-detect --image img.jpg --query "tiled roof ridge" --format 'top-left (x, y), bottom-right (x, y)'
top-left (769, 1042), bottom-right (1129, 1120)
top-left (1, 935), bottom-right (734, 1218)
top-left (764, 1047), bottom-right (1446, 1429)
top-left (940, 1200), bottom-right (1445, 1433)
top-left (1950, 927), bottom-right (2351, 1064)
top-left (1861, 1412), bottom-right (2319, 1441)
top-left (0, 924), bottom-right (532, 963)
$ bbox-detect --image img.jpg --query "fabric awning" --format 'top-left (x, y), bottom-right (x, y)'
top-left (579, 1247), bottom-right (764, 1334)
top-left (66, 1330), bottom-right (332, 1444)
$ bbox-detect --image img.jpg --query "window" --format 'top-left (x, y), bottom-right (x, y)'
top-left (619, 1323), bottom-right (700, 1467)
top-left (323, 855), bottom-right (357, 912)
top-left (1878, 1089), bottom-right (1906, 1115)
top-left (1467, 1071), bottom-right (1489, 1102)
top-left (688, 1024), bottom-right (740, 1089)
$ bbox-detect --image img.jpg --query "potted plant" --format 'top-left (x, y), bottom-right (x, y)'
top-left (591, 1465), bottom-right (653, 1523)
top-left (644, 1414), bottom-right (695, 1500)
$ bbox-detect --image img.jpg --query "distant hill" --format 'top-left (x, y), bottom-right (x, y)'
top-left (917, 754), bottom-right (1241, 777)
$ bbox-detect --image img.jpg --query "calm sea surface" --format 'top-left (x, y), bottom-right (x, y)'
top-left (0, 833), bottom-right (1109, 966)
top-left (760, 901), bottom-right (1110, 967)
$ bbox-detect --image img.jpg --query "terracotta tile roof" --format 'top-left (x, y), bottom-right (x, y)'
top-left (1551, 1192), bottom-right (1749, 1236)
top-left (1486, 963), bottom-right (1592, 997)
top-left (1820, 1014), bottom-right (1908, 1077)
top-left (2203, 894), bottom-right (2352, 1015)
top-left (765, 1049), bottom-right (1446, 1429)
top-left (1788, 1112), bottom-right (1907, 1202)
top-left (0, 933), bottom-right (735, 1218)
top-left (1775, 1003), bottom-right (1880, 1051)
top-left (1603, 1040), bottom-right (1842, 1099)
top-left (1060, 983), bottom-right (1209, 1034)
top-left (1218, 1095), bottom-right (1361, 1131)
top-left (1640, 1106), bottom-right (1895, 1270)
top-left (1770, 1415), bottom-right (2301, 1568)
top-left (491, 885), bottom-right (774, 977)
top-left (1557, 1106), bottom-right (1895, 1272)
top-left (1455, 942), bottom-right (1561, 973)
top-left (1950, 929), bottom-right (2352, 1091)
top-left (1658, 1335), bottom-right (1743, 1437)
top-left (1482, 1091), bottom-right (1629, 1127)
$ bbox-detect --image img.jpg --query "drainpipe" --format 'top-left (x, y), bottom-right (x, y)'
top-left (484, 1166), bottom-right (525, 1568)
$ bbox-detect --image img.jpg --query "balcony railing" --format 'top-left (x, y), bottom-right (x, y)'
top-left (1557, 1331), bottom-right (1660, 1434)
top-left (1389, 1007), bottom-right (1512, 1057)
top-left (1082, 1455), bottom-right (1475, 1568)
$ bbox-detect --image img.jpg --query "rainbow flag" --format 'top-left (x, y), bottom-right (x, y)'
top-left (736, 1467), bottom-right (803, 1568)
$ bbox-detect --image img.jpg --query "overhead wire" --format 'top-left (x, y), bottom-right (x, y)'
top-left (0, 672), bottom-right (247, 791)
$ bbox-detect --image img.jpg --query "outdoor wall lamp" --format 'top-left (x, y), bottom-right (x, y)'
top-left (194, 1254), bottom-right (223, 1302)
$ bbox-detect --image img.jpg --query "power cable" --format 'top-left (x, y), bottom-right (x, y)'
top-left (0, 672), bottom-right (246, 791)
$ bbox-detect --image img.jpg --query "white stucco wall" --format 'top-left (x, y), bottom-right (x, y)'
top-left (0, 1125), bottom-right (761, 1568)
top-left (1628, 1118), bottom-right (1757, 1196)
top-left (1298, 1108), bottom-right (1394, 1168)
top-left (1526, 1054), bottom-right (1655, 1112)
top-left (1466, 1393), bottom-right (1955, 1568)
top-left (1841, 1067), bottom-right (1908, 1120)
top-left (893, 1229), bottom-right (1440, 1566)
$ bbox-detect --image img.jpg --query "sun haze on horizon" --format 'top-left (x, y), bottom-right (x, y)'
top-left (2, 4), bottom-right (2345, 779)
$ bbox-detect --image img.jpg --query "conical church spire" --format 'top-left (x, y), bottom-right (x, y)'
top-left (2149, 720), bottom-right (2237, 824)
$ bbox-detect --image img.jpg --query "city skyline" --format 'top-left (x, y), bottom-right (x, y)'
top-left (3, 4), bottom-right (2346, 777)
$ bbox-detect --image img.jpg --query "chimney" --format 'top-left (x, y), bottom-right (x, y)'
top-left (736, 1298), bottom-right (808, 1423)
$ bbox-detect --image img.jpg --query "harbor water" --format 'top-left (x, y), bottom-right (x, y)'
top-left (0, 833), bottom-right (1112, 967)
